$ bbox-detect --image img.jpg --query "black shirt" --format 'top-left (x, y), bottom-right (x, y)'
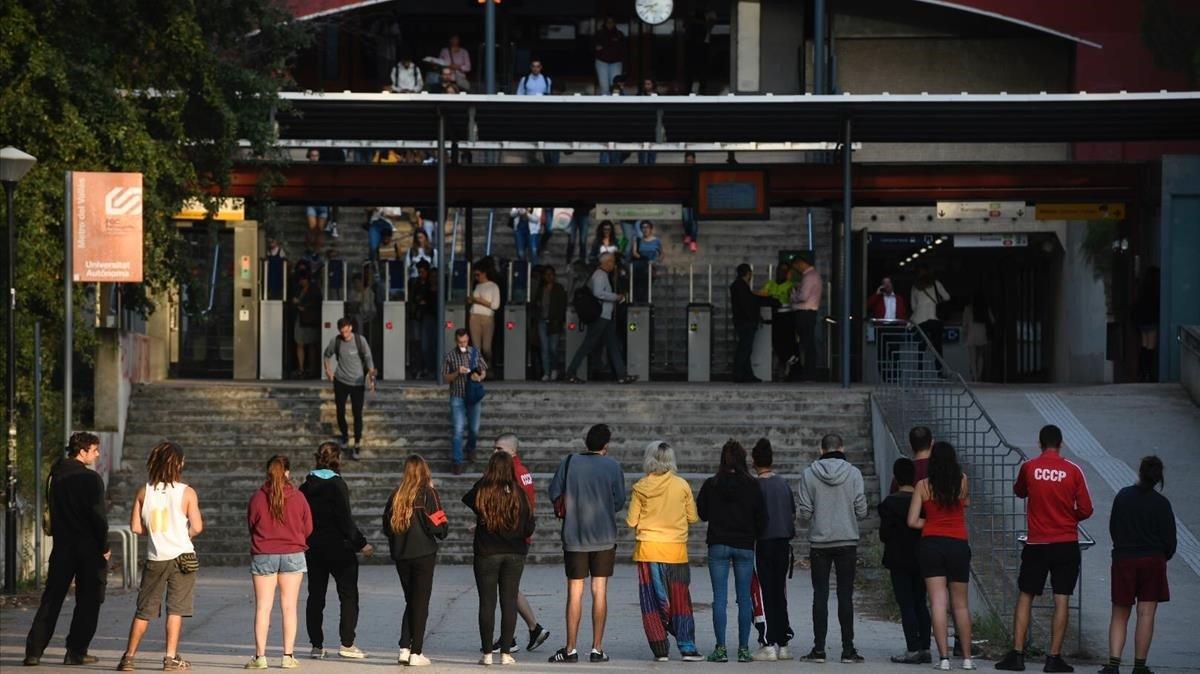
top-left (300, 472), bottom-right (368, 552)
top-left (46, 458), bottom-right (109, 554)
top-left (878, 491), bottom-right (921, 572)
top-left (462, 482), bottom-right (536, 556)
top-left (1110, 485), bottom-right (1176, 560)
top-left (698, 472), bottom-right (766, 549)
top-left (384, 486), bottom-right (449, 561)
top-left (729, 277), bottom-right (775, 326)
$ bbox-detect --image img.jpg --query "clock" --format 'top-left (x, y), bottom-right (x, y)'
top-left (635, 0), bottom-right (673, 25)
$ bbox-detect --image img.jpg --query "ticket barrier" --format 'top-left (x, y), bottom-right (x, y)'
top-left (258, 258), bottom-right (287, 379)
top-left (381, 259), bottom-right (408, 380)
top-left (443, 260), bottom-right (471, 349)
top-left (686, 265), bottom-right (713, 382)
top-left (625, 262), bottom-right (653, 381)
top-left (502, 261), bottom-right (532, 380)
top-left (751, 263), bottom-right (774, 381)
top-left (321, 259), bottom-right (347, 347)
top-left (564, 307), bottom-right (587, 381)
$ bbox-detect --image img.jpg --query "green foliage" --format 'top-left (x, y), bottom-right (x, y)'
top-left (1080, 220), bottom-right (1118, 281)
top-left (1142, 0), bottom-right (1200, 88)
top-left (0, 0), bottom-right (309, 496)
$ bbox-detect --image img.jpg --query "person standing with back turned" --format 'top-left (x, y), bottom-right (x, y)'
top-left (324, 317), bottom-right (376, 460)
top-left (546, 424), bottom-right (627, 663)
top-left (24, 432), bottom-right (109, 667)
top-left (996, 424), bottom-right (1094, 673)
top-left (751, 438), bottom-right (797, 661)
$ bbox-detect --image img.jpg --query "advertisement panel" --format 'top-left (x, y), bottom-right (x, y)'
top-left (71, 171), bottom-right (144, 282)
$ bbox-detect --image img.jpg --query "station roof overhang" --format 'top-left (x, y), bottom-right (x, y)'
top-left (274, 91), bottom-right (1200, 145)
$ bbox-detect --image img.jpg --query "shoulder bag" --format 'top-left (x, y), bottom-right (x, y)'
top-left (464, 348), bottom-right (487, 405)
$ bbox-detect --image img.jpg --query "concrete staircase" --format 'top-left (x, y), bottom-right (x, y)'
top-left (111, 381), bottom-right (877, 565)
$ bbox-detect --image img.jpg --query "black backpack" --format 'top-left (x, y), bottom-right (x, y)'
top-left (572, 285), bottom-right (602, 325)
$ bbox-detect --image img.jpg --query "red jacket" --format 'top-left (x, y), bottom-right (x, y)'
top-left (512, 455), bottom-right (536, 544)
top-left (1014, 451), bottom-right (1093, 544)
top-left (248, 483), bottom-right (314, 555)
top-left (867, 292), bottom-right (909, 321)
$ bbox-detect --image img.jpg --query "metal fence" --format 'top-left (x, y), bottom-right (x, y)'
top-left (870, 319), bottom-right (1093, 650)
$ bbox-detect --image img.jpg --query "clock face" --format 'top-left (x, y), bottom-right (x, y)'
top-left (635, 0), bottom-right (673, 25)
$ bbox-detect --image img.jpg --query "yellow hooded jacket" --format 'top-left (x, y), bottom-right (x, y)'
top-left (626, 471), bottom-right (699, 563)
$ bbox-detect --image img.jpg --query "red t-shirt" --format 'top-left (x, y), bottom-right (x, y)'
top-left (1014, 451), bottom-right (1093, 544)
top-left (247, 483), bottom-right (314, 555)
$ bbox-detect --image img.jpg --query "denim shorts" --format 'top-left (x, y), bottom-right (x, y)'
top-left (305, 205), bottom-right (329, 220)
top-left (250, 552), bottom-right (308, 576)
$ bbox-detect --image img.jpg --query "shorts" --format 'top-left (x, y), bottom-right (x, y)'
top-left (918, 536), bottom-right (972, 583)
top-left (564, 547), bottom-right (616, 580)
top-left (1017, 542), bottom-right (1081, 596)
top-left (1111, 555), bottom-right (1170, 606)
top-left (250, 552), bottom-right (308, 576)
top-left (306, 205), bottom-right (329, 220)
top-left (135, 558), bottom-right (197, 619)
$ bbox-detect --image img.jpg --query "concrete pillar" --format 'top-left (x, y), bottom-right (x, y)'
top-left (733, 0), bottom-right (761, 92)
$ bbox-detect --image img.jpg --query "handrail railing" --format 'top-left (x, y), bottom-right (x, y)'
top-left (871, 318), bottom-right (1094, 650)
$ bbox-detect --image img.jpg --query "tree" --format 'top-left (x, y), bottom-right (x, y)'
top-left (0, 0), bottom-right (309, 496)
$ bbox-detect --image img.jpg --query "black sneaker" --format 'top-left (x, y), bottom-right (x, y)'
top-left (589, 650), bottom-right (609, 663)
top-left (492, 639), bottom-right (520, 653)
top-left (527, 624), bottom-right (550, 652)
top-left (547, 648), bottom-right (578, 663)
top-left (995, 650), bottom-right (1026, 671)
top-left (348, 444), bottom-right (361, 461)
top-left (841, 648), bottom-right (865, 663)
top-left (1044, 655), bottom-right (1074, 673)
top-left (1130, 666), bottom-right (1154, 674)
top-left (22, 655), bottom-right (40, 667)
top-left (1098, 666), bottom-right (1120, 674)
top-left (64, 652), bottom-right (99, 666)
top-left (799, 648), bottom-right (827, 663)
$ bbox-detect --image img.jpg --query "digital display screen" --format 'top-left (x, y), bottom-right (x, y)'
top-left (696, 170), bottom-right (767, 219)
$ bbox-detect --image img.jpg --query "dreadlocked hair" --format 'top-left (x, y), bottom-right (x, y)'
top-left (476, 452), bottom-right (524, 534)
top-left (389, 455), bottom-right (432, 534)
top-left (265, 455), bottom-right (291, 523)
top-left (146, 441), bottom-right (185, 487)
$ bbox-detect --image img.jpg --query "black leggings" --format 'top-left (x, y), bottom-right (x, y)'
top-left (474, 553), bottom-right (526, 653)
top-left (306, 547), bottom-right (359, 649)
top-left (395, 554), bottom-right (437, 654)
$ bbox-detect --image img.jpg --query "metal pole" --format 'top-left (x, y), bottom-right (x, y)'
top-left (33, 321), bottom-right (42, 589)
top-left (841, 118), bottom-right (852, 389)
top-left (813, 0), bottom-right (827, 94)
top-left (484, 0), bottom-right (497, 94)
top-left (3, 180), bottom-right (16, 594)
top-left (64, 172), bottom-right (73, 448)
top-left (435, 111), bottom-right (447, 385)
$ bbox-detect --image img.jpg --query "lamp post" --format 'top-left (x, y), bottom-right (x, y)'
top-left (1, 145), bottom-right (37, 594)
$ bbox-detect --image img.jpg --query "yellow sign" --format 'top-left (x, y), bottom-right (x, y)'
top-left (1035, 203), bottom-right (1125, 221)
top-left (174, 197), bottom-right (245, 221)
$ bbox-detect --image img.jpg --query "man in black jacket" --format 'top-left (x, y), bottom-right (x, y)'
top-left (878, 457), bottom-right (931, 664)
top-left (25, 432), bottom-right (109, 666)
top-left (729, 264), bottom-right (777, 383)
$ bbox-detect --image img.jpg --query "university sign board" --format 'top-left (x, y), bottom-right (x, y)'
top-left (70, 171), bottom-right (144, 282)
top-left (1034, 202), bottom-right (1126, 221)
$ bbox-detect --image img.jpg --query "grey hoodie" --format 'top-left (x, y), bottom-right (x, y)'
top-left (797, 451), bottom-right (868, 549)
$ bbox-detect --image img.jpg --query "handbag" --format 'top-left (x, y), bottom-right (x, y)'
top-left (921, 285), bottom-right (950, 321)
top-left (175, 552), bottom-right (199, 574)
top-left (425, 488), bottom-right (448, 528)
top-left (553, 454), bottom-right (573, 519)
top-left (464, 348), bottom-right (487, 405)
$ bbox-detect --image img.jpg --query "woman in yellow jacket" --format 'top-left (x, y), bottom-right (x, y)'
top-left (626, 441), bottom-right (705, 662)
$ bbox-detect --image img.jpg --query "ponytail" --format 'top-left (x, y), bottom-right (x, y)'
top-left (1137, 455), bottom-right (1164, 491)
top-left (265, 455), bottom-right (291, 522)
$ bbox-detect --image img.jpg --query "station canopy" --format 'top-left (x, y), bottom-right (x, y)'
top-left (276, 91), bottom-right (1200, 145)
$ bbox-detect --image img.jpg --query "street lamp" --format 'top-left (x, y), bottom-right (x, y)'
top-left (1, 145), bottom-right (37, 595)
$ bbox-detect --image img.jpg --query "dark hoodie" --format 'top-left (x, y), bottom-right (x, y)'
top-left (299, 469), bottom-right (368, 553)
top-left (877, 490), bottom-right (920, 572)
top-left (46, 457), bottom-right (109, 554)
top-left (798, 451), bottom-right (868, 549)
top-left (383, 485), bottom-right (449, 561)
top-left (697, 472), bottom-right (766, 549)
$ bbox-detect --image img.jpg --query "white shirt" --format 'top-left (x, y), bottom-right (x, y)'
top-left (510, 208), bottom-right (543, 234)
top-left (390, 62), bottom-right (422, 92)
top-left (470, 280), bottom-right (501, 317)
top-left (142, 482), bottom-right (194, 561)
top-left (883, 294), bottom-right (897, 320)
top-left (910, 280), bottom-right (949, 325)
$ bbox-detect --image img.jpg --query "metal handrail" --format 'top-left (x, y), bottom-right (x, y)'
top-left (872, 318), bottom-right (1093, 648)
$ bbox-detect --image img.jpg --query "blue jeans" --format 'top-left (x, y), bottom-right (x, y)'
top-left (538, 320), bottom-right (560, 375)
top-left (682, 208), bottom-right (699, 242)
top-left (620, 221), bottom-right (641, 262)
top-left (367, 218), bottom-right (394, 260)
top-left (449, 396), bottom-right (481, 465)
top-left (513, 222), bottom-right (540, 265)
top-left (567, 213), bottom-right (589, 261)
top-left (595, 59), bottom-right (622, 89)
top-left (707, 544), bottom-right (755, 649)
top-left (638, 151), bottom-right (657, 165)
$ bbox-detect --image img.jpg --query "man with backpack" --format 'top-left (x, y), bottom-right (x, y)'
top-left (564, 254), bottom-right (638, 384)
top-left (324, 317), bottom-right (376, 460)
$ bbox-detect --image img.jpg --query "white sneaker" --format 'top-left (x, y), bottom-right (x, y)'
top-left (500, 653), bottom-right (516, 666)
top-left (407, 654), bottom-right (431, 667)
top-left (338, 645), bottom-right (366, 659)
top-left (541, 375), bottom-right (550, 381)
top-left (397, 648), bottom-right (410, 664)
top-left (777, 646), bottom-right (793, 661)
top-left (935, 658), bottom-right (952, 671)
top-left (309, 647), bottom-right (325, 659)
top-left (961, 658), bottom-right (976, 670)
top-left (479, 652), bottom-right (493, 666)
top-left (753, 645), bottom-right (778, 662)
top-left (550, 369), bottom-right (560, 380)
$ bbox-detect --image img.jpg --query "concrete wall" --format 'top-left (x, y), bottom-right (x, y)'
top-left (759, 0), bottom-right (804, 94)
top-left (1181, 327), bottom-right (1200, 406)
top-left (1053, 221), bottom-right (1111, 383)
top-left (1159, 156), bottom-right (1200, 382)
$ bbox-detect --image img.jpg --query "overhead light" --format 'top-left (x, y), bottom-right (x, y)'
top-left (920, 247), bottom-right (928, 253)
top-left (899, 261), bottom-right (906, 267)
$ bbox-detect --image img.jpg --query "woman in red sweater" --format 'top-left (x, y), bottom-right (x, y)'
top-left (908, 442), bottom-right (975, 671)
top-left (246, 455), bottom-right (313, 669)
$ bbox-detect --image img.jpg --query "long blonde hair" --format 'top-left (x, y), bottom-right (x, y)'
top-left (389, 455), bottom-right (432, 533)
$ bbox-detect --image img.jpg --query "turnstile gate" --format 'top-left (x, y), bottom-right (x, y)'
top-left (259, 258), bottom-right (286, 379)
top-left (751, 263), bottom-right (775, 381)
top-left (503, 262), bottom-right (532, 380)
top-left (443, 260), bottom-right (471, 354)
top-left (321, 259), bottom-right (347, 348)
top-left (686, 265), bottom-right (713, 382)
top-left (625, 262), bottom-right (653, 381)
top-left (564, 307), bottom-right (587, 381)
top-left (381, 259), bottom-right (407, 380)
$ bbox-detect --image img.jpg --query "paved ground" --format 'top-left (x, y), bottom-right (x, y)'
top-left (975, 383), bottom-right (1200, 671)
top-left (7, 564), bottom-right (968, 674)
